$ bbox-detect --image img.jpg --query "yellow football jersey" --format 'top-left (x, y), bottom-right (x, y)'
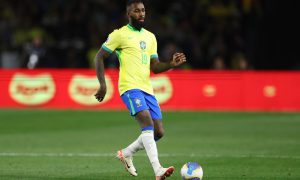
top-left (102, 24), bottom-right (158, 95)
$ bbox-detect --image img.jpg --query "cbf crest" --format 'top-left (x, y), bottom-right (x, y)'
top-left (140, 41), bottom-right (146, 50)
top-left (134, 98), bottom-right (142, 107)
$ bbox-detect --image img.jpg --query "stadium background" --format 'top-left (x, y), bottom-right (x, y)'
top-left (1, 0), bottom-right (299, 70)
top-left (0, 0), bottom-right (300, 179)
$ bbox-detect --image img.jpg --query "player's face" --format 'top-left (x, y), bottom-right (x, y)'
top-left (127, 3), bottom-right (145, 29)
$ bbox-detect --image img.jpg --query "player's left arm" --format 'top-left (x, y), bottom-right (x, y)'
top-left (150, 53), bottom-right (186, 74)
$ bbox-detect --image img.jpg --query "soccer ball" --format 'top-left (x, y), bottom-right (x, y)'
top-left (180, 162), bottom-right (203, 180)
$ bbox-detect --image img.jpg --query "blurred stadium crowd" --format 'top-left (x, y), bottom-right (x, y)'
top-left (0, 0), bottom-right (298, 70)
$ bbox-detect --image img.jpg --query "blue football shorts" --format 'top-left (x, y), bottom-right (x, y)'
top-left (121, 89), bottom-right (162, 120)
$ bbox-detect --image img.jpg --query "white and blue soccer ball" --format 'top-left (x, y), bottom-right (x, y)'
top-left (180, 162), bottom-right (203, 180)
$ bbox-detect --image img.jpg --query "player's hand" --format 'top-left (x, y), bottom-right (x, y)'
top-left (94, 85), bottom-right (107, 102)
top-left (170, 53), bottom-right (186, 67)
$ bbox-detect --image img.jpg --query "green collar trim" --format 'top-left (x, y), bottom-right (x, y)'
top-left (127, 24), bottom-right (144, 32)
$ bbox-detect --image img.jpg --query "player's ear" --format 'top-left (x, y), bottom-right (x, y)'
top-left (126, 9), bottom-right (130, 18)
top-left (126, 6), bottom-right (131, 16)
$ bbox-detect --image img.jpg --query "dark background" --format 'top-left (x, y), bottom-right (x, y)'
top-left (0, 0), bottom-right (299, 70)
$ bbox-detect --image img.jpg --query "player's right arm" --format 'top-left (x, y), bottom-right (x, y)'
top-left (94, 29), bottom-right (121, 102)
top-left (94, 48), bottom-right (110, 102)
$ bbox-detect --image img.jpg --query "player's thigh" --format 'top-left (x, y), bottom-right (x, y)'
top-left (143, 92), bottom-right (162, 120)
top-left (143, 92), bottom-right (164, 136)
top-left (121, 89), bottom-right (153, 128)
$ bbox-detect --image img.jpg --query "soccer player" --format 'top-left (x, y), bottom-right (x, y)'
top-left (94, 0), bottom-right (186, 179)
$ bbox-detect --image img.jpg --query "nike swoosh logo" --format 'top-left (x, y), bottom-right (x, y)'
top-left (124, 160), bottom-right (130, 168)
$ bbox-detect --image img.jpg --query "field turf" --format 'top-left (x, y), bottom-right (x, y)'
top-left (0, 110), bottom-right (299, 179)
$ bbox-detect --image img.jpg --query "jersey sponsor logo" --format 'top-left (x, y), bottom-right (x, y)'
top-left (139, 41), bottom-right (146, 50)
top-left (9, 73), bottom-right (55, 106)
top-left (151, 76), bottom-right (173, 104)
top-left (69, 74), bottom-right (114, 106)
top-left (134, 98), bottom-right (142, 107)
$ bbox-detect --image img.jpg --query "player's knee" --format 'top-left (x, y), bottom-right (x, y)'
top-left (136, 110), bottom-right (154, 127)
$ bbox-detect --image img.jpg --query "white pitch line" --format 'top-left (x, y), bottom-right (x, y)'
top-left (0, 152), bottom-right (299, 159)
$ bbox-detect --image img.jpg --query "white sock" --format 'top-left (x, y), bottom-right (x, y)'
top-left (141, 130), bottom-right (162, 175)
top-left (122, 135), bottom-right (144, 157)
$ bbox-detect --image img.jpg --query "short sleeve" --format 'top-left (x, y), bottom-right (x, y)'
top-left (150, 34), bottom-right (158, 59)
top-left (101, 30), bottom-right (121, 54)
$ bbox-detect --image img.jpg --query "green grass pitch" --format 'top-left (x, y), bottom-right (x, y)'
top-left (0, 110), bottom-right (299, 179)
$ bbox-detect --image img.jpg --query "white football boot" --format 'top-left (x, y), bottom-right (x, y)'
top-left (155, 166), bottom-right (175, 180)
top-left (116, 150), bottom-right (137, 176)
